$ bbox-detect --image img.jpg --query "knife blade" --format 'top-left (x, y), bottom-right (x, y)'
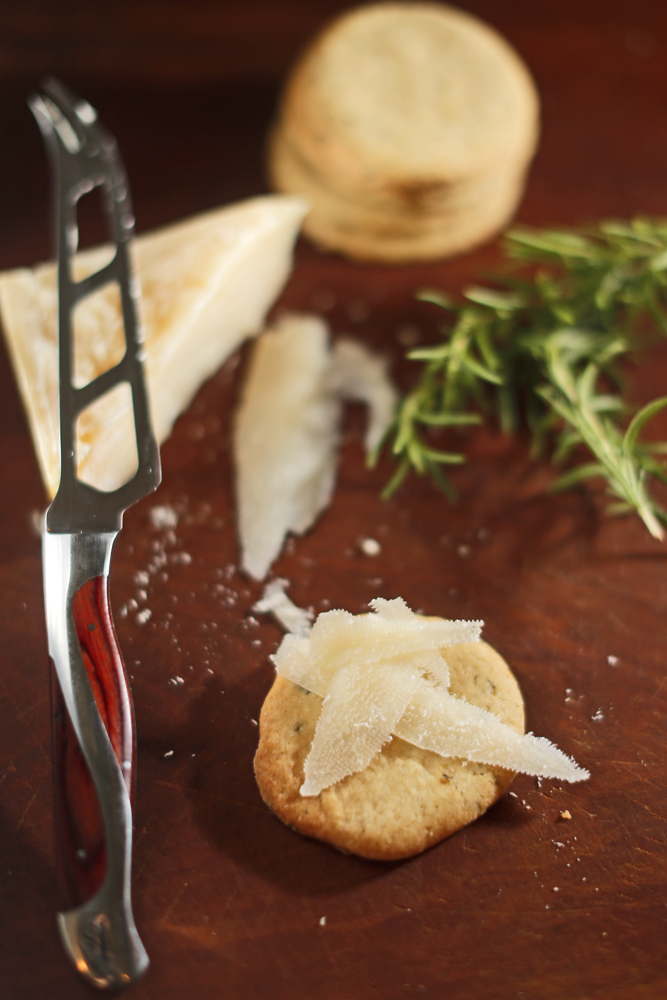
top-left (29, 78), bottom-right (160, 989)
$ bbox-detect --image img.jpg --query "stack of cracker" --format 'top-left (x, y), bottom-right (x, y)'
top-left (268, 2), bottom-right (540, 263)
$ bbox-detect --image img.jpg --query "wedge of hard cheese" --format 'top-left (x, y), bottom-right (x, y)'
top-left (0, 195), bottom-right (307, 496)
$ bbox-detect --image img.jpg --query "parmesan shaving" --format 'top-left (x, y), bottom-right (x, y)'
top-left (395, 687), bottom-right (587, 782)
top-left (301, 659), bottom-right (422, 796)
top-left (327, 338), bottom-right (398, 451)
top-left (253, 579), bottom-right (313, 637)
top-left (270, 597), bottom-right (590, 796)
top-left (234, 314), bottom-right (340, 580)
top-left (234, 313), bottom-right (397, 579)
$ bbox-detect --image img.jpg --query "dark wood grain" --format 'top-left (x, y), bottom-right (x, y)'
top-left (0, 2), bottom-right (666, 998)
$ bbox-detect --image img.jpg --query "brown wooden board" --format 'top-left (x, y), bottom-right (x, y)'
top-left (0, 3), bottom-right (666, 997)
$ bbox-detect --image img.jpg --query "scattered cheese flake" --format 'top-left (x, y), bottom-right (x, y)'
top-left (359, 537), bottom-right (381, 556)
top-left (607, 655), bottom-right (619, 667)
top-left (253, 578), bottom-right (313, 637)
top-left (171, 552), bottom-right (192, 565)
top-left (560, 809), bottom-right (572, 821)
top-left (149, 504), bottom-right (180, 530)
top-left (271, 597), bottom-right (589, 796)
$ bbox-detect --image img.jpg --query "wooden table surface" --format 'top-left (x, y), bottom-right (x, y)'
top-left (1, 2), bottom-right (666, 998)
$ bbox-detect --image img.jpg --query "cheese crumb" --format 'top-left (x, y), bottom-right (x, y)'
top-left (254, 578), bottom-right (313, 637)
top-left (359, 537), bottom-right (381, 556)
top-left (149, 504), bottom-right (179, 530)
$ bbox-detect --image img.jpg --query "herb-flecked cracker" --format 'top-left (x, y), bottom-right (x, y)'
top-left (254, 639), bottom-right (525, 860)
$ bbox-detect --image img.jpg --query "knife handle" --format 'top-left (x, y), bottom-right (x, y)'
top-left (51, 575), bottom-right (135, 907)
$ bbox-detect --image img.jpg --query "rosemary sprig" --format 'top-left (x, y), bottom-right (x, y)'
top-left (373, 217), bottom-right (667, 539)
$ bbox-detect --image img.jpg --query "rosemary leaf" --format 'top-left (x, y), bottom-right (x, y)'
top-left (622, 396), bottom-right (667, 455)
top-left (375, 217), bottom-right (667, 538)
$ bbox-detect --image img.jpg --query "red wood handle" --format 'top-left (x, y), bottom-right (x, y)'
top-left (50, 575), bottom-right (136, 907)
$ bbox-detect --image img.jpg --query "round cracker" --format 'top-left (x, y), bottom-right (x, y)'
top-left (254, 638), bottom-right (525, 860)
top-left (268, 3), bottom-right (539, 262)
top-left (269, 125), bottom-right (528, 262)
top-left (275, 3), bottom-right (539, 202)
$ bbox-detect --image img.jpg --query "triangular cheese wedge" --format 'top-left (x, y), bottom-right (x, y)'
top-left (0, 195), bottom-right (307, 496)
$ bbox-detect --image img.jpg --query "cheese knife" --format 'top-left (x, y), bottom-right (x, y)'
top-left (29, 78), bottom-right (160, 988)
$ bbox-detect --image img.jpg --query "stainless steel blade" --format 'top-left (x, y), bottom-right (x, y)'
top-left (30, 78), bottom-right (161, 989)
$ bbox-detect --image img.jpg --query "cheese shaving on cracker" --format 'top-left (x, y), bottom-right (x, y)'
top-left (271, 597), bottom-right (589, 795)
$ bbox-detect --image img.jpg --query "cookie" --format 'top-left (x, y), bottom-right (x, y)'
top-left (254, 638), bottom-right (525, 860)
